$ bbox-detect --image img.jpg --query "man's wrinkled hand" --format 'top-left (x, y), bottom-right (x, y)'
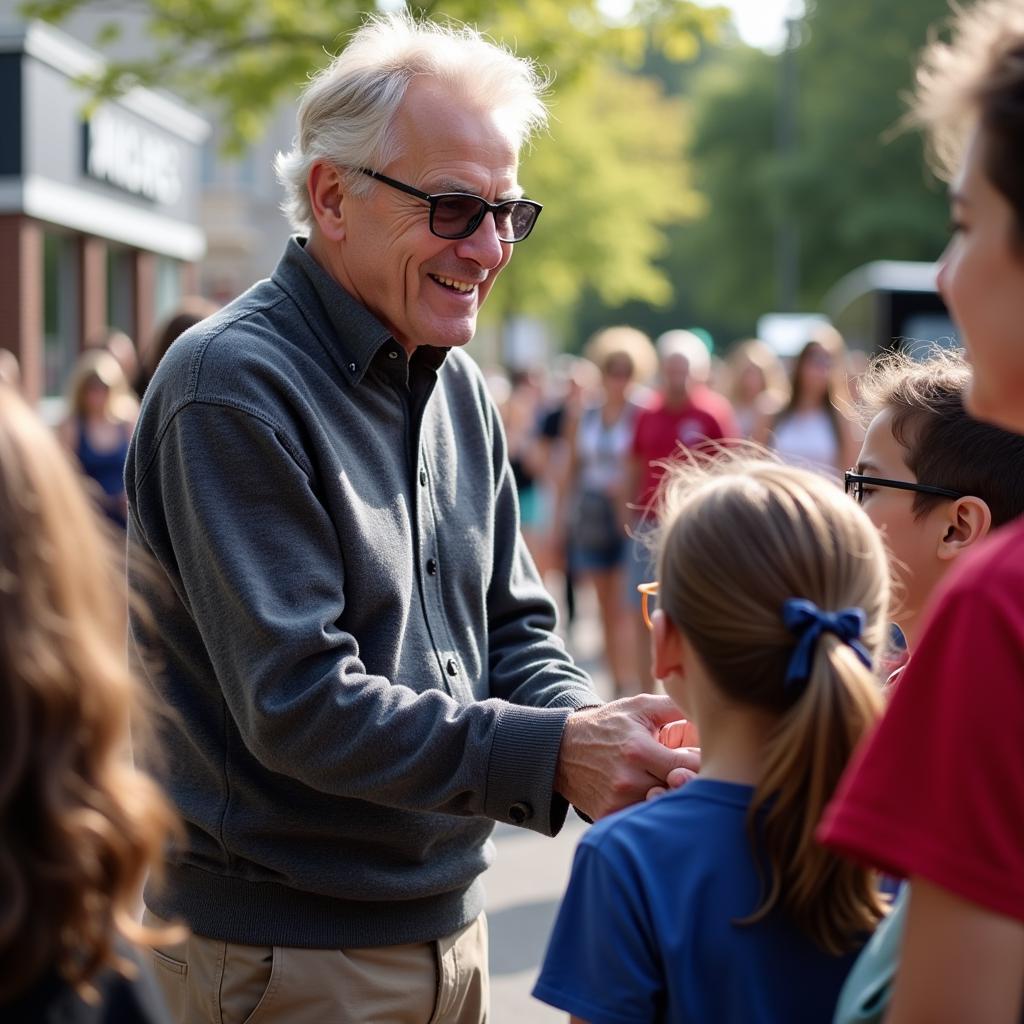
top-left (554, 695), bottom-right (701, 821)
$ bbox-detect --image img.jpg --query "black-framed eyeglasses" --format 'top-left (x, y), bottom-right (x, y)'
top-left (844, 470), bottom-right (966, 505)
top-left (359, 169), bottom-right (542, 242)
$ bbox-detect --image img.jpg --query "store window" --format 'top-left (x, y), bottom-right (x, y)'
top-left (155, 256), bottom-right (183, 321)
top-left (106, 245), bottom-right (136, 338)
top-left (42, 231), bottom-right (80, 398)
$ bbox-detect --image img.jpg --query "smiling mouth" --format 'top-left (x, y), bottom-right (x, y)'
top-left (430, 274), bottom-right (477, 294)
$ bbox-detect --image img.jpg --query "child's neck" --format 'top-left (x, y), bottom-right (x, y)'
top-left (692, 701), bottom-right (778, 787)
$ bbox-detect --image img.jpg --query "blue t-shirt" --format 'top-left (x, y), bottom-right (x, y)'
top-left (533, 779), bottom-right (862, 1024)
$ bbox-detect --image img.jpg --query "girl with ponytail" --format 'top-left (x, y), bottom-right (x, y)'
top-left (534, 457), bottom-right (889, 1023)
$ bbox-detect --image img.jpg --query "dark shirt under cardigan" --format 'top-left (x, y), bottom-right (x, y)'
top-left (127, 237), bottom-right (598, 950)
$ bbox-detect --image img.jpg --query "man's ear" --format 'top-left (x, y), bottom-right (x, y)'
top-left (652, 609), bottom-right (685, 681)
top-left (307, 161), bottom-right (347, 242)
top-left (937, 496), bottom-right (992, 562)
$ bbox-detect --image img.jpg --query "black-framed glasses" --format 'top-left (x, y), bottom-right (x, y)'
top-left (359, 169), bottom-right (542, 242)
top-left (844, 470), bottom-right (965, 505)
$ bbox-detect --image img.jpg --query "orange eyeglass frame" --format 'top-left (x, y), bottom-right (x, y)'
top-left (637, 581), bottom-right (659, 631)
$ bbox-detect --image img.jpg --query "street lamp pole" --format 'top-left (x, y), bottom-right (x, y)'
top-left (775, 13), bottom-right (800, 311)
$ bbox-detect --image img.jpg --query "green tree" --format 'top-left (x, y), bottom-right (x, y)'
top-left (22, 0), bottom-right (722, 150)
top-left (785, 0), bottom-right (951, 298)
top-left (489, 65), bottom-right (702, 329)
top-left (667, 45), bottom-right (780, 339)
top-left (23, 0), bottom-right (723, 339)
top-left (576, 0), bottom-right (953, 345)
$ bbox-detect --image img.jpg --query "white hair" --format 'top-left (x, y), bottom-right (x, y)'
top-left (274, 12), bottom-right (550, 233)
top-left (656, 330), bottom-right (711, 383)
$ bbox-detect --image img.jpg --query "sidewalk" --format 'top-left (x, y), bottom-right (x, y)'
top-left (485, 581), bottom-right (612, 1022)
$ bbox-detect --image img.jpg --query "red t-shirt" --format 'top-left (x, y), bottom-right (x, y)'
top-left (631, 391), bottom-right (736, 514)
top-left (819, 517), bottom-right (1024, 923)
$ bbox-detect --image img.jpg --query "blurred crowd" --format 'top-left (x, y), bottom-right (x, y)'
top-left (490, 322), bottom-right (872, 694)
top-left (3, 3), bottom-right (1024, 1022)
top-left (0, 296), bottom-right (217, 533)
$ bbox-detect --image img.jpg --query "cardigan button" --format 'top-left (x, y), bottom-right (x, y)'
top-left (508, 802), bottom-right (533, 825)
top-left (427, 558), bottom-right (438, 575)
top-left (446, 658), bottom-right (458, 676)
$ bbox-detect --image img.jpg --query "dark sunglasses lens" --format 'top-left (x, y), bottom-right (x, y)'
top-left (431, 196), bottom-right (539, 241)
top-left (496, 202), bottom-right (539, 241)
top-left (432, 196), bottom-right (487, 238)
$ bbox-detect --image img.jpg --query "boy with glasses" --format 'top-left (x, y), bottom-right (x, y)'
top-left (844, 348), bottom-right (1024, 657)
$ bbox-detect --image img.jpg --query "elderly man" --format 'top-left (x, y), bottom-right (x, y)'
top-left (130, 14), bottom-right (695, 1022)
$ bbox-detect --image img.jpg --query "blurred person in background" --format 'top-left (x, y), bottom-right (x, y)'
top-left (845, 347), bottom-right (871, 405)
top-left (58, 349), bottom-right (137, 530)
top-left (137, 297), bottom-right (219, 397)
top-left (500, 365), bottom-right (549, 569)
top-left (88, 328), bottom-right (142, 410)
top-left (657, 329), bottom-right (736, 433)
top-left (566, 326), bottom-right (656, 698)
top-left (0, 385), bottom-right (179, 1023)
top-left (0, 349), bottom-right (21, 392)
top-left (725, 337), bottom-right (790, 442)
top-left (768, 325), bottom-right (861, 477)
top-left (535, 354), bottom-right (601, 630)
top-left (626, 329), bottom-right (738, 687)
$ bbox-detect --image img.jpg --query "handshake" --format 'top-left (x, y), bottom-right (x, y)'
top-left (554, 695), bottom-right (701, 821)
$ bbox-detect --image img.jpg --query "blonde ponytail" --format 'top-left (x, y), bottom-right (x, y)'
top-left (655, 455), bottom-right (890, 952)
top-left (742, 636), bottom-right (886, 952)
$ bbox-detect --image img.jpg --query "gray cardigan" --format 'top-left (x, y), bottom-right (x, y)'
top-left (128, 238), bottom-right (598, 948)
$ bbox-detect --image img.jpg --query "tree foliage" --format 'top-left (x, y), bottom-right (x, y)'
top-left (488, 65), bottom-right (702, 327)
top-left (580, 0), bottom-right (954, 346)
top-left (22, 0), bottom-right (723, 150)
top-left (21, 0), bottom-right (723, 329)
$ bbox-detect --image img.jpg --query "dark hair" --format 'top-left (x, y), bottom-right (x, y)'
top-left (139, 296), bottom-right (218, 394)
top-left (778, 325), bottom-right (851, 449)
top-left (859, 348), bottom-right (1024, 526)
top-left (913, 0), bottom-right (1024, 240)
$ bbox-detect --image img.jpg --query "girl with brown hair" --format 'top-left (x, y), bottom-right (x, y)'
top-left (769, 326), bottom-right (862, 478)
top-left (535, 458), bottom-right (889, 1023)
top-left (0, 386), bottom-right (180, 1021)
top-left (58, 348), bottom-right (138, 530)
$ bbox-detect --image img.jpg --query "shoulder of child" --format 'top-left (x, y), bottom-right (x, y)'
top-left (581, 780), bottom-right (740, 857)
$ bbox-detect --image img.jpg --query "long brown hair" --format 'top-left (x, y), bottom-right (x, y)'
top-left (655, 456), bottom-right (889, 953)
top-left (67, 347), bottom-right (131, 421)
top-left (777, 325), bottom-right (853, 453)
top-left (0, 386), bottom-right (179, 1001)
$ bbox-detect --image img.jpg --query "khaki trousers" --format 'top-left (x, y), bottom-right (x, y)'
top-left (142, 909), bottom-right (488, 1024)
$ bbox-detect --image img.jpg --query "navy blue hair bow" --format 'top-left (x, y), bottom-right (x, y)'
top-left (782, 598), bottom-right (872, 692)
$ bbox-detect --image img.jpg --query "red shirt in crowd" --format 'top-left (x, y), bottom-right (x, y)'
top-left (818, 517), bottom-right (1024, 923)
top-left (631, 390), bottom-right (737, 515)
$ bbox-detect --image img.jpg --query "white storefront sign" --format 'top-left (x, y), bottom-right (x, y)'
top-left (86, 106), bottom-right (183, 206)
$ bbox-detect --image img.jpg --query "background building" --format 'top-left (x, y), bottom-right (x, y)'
top-left (0, 18), bottom-right (208, 406)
